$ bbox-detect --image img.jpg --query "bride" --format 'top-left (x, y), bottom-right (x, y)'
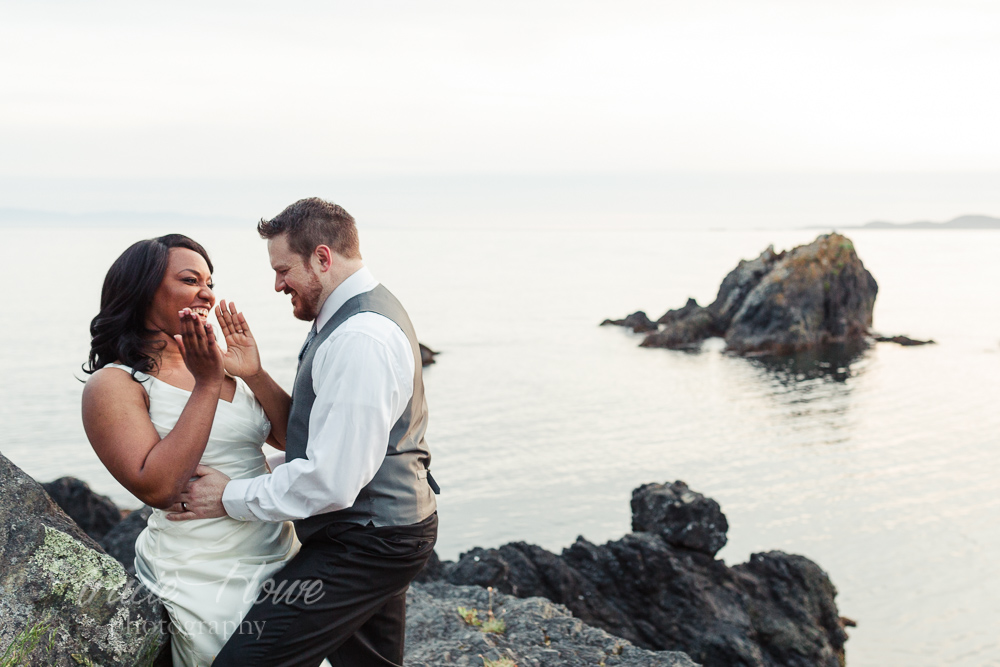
top-left (82, 234), bottom-right (297, 666)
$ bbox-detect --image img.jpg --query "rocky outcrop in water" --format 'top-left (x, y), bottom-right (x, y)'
top-left (722, 235), bottom-right (877, 354)
top-left (601, 311), bottom-right (659, 334)
top-left (873, 334), bottom-right (935, 346)
top-left (419, 343), bottom-right (439, 366)
top-left (606, 234), bottom-right (878, 355)
top-left (0, 455), bottom-right (167, 666)
top-left (424, 481), bottom-right (849, 667)
top-left (406, 582), bottom-right (697, 666)
top-left (42, 476), bottom-right (122, 542)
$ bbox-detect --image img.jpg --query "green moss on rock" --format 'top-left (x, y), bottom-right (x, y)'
top-left (30, 527), bottom-right (128, 602)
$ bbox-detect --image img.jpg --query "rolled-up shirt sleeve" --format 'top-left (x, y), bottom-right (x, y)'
top-left (222, 315), bottom-right (414, 522)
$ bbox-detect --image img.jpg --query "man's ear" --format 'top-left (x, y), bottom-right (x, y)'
top-left (314, 245), bottom-right (334, 273)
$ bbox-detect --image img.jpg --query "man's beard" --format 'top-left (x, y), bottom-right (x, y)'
top-left (292, 270), bottom-right (324, 321)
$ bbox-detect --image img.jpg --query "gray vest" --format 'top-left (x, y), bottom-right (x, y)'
top-left (287, 284), bottom-right (438, 542)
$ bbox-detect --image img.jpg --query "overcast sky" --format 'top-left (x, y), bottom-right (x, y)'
top-left (2, 1), bottom-right (999, 226)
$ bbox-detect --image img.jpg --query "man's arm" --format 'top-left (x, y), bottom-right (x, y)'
top-left (222, 316), bottom-right (414, 522)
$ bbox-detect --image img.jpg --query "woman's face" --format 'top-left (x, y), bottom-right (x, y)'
top-left (147, 247), bottom-right (215, 337)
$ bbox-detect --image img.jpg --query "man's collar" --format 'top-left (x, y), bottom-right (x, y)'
top-left (314, 266), bottom-right (379, 331)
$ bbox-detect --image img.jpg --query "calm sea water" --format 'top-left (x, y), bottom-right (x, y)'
top-left (1, 226), bottom-right (998, 666)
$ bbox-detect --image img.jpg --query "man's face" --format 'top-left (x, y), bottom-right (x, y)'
top-left (267, 234), bottom-right (324, 321)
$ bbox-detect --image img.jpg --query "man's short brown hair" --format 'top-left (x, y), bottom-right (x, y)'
top-left (257, 198), bottom-right (362, 261)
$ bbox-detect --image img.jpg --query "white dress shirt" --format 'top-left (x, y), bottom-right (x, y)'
top-left (222, 266), bottom-right (416, 522)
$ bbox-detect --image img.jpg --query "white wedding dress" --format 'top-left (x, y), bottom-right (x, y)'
top-left (106, 364), bottom-right (298, 667)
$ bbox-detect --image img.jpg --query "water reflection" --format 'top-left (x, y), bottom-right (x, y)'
top-left (738, 341), bottom-right (869, 441)
top-left (744, 340), bottom-right (870, 385)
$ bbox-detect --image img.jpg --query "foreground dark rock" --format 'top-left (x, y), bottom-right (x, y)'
top-left (406, 582), bottom-right (698, 666)
top-left (0, 455), bottom-right (167, 666)
top-left (42, 476), bottom-right (122, 542)
top-left (730, 553), bottom-right (844, 667)
top-left (413, 548), bottom-right (449, 584)
top-left (6, 465), bottom-right (849, 667)
top-left (631, 481), bottom-right (728, 556)
top-left (100, 506), bottom-right (154, 576)
top-left (607, 234), bottom-right (879, 356)
top-left (3, 463), bottom-right (698, 666)
top-left (427, 481), bottom-right (848, 667)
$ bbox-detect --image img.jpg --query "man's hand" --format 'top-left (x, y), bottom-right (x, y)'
top-left (165, 465), bottom-right (231, 521)
top-left (216, 300), bottom-right (262, 380)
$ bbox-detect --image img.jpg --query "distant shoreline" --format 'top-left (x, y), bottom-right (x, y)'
top-left (5, 207), bottom-right (998, 232)
top-left (804, 214), bottom-right (1000, 231)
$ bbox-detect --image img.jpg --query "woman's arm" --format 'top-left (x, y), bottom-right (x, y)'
top-left (215, 300), bottom-right (290, 449)
top-left (82, 311), bottom-right (225, 509)
top-left (243, 371), bottom-right (291, 450)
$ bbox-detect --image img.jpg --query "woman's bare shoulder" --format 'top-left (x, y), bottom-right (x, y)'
top-left (83, 366), bottom-right (149, 407)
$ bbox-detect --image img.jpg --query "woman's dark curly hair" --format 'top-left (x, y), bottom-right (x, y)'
top-left (84, 234), bottom-right (213, 378)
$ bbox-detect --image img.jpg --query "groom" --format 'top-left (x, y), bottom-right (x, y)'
top-left (171, 197), bottom-right (439, 666)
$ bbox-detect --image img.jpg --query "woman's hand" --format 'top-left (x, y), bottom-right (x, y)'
top-left (215, 300), bottom-right (262, 379)
top-left (174, 309), bottom-right (225, 386)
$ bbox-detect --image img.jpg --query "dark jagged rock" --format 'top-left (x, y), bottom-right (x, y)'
top-left (657, 298), bottom-right (703, 325)
top-left (41, 476), bottom-right (122, 542)
top-left (732, 552), bottom-right (846, 667)
top-left (633, 246), bottom-right (784, 351)
top-left (640, 308), bottom-right (718, 350)
top-left (601, 311), bottom-right (659, 334)
top-left (561, 535), bottom-right (769, 666)
top-left (611, 234), bottom-right (879, 356)
top-left (711, 244), bottom-right (785, 325)
top-left (724, 235), bottom-right (877, 354)
top-left (0, 454), bottom-right (167, 666)
top-left (641, 246), bottom-right (786, 350)
top-left (444, 541), bottom-right (643, 644)
top-left (413, 547), bottom-right (451, 583)
top-left (430, 481), bottom-right (848, 667)
top-left (630, 481), bottom-right (728, 556)
top-left (419, 343), bottom-right (438, 366)
top-left (99, 506), bottom-right (153, 575)
top-left (873, 334), bottom-right (935, 346)
top-left (5, 462), bottom-right (706, 667)
top-left (405, 582), bottom-right (698, 667)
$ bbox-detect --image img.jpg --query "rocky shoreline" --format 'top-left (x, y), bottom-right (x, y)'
top-left (406, 583), bottom-right (697, 667)
top-left (0, 454), bottom-right (166, 666)
top-left (419, 481), bottom-right (850, 667)
top-left (2, 454), bottom-right (851, 666)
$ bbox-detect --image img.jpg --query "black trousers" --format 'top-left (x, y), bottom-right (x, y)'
top-left (213, 513), bottom-right (437, 667)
